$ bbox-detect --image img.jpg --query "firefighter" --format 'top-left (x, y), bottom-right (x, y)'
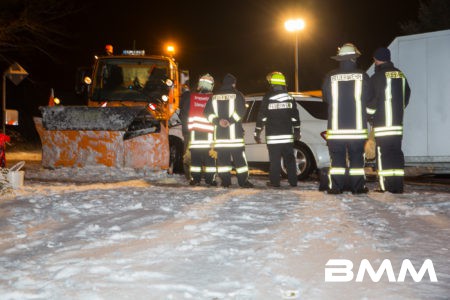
top-left (367, 47), bottom-right (411, 193)
top-left (254, 71), bottom-right (301, 187)
top-left (204, 73), bottom-right (254, 188)
top-left (321, 43), bottom-right (373, 194)
top-left (181, 74), bottom-right (217, 186)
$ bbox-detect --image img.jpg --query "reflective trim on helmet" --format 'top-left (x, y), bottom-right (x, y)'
top-left (268, 72), bottom-right (286, 86)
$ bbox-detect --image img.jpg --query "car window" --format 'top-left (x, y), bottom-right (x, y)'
top-left (244, 100), bottom-right (261, 123)
top-left (298, 100), bottom-right (328, 120)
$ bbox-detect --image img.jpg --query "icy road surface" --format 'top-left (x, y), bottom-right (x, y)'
top-left (0, 165), bottom-right (449, 300)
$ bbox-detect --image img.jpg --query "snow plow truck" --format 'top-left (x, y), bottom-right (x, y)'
top-left (34, 48), bottom-right (185, 171)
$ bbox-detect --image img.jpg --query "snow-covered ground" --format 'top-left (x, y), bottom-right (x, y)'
top-left (1, 153), bottom-right (449, 300)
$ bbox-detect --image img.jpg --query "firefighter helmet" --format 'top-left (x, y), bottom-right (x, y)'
top-left (198, 73), bottom-right (214, 91)
top-left (266, 71), bottom-right (286, 86)
top-left (331, 43), bottom-right (361, 61)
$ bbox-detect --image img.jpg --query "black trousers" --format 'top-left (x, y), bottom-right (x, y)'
top-left (375, 135), bottom-right (404, 193)
top-left (267, 143), bottom-right (297, 186)
top-left (190, 148), bottom-right (216, 184)
top-left (217, 147), bottom-right (249, 186)
top-left (327, 139), bottom-right (366, 192)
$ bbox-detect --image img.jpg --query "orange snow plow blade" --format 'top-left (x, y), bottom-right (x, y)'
top-left (34, 106), bottom-right (169, 169)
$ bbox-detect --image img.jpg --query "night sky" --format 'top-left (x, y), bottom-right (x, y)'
top-left (19, 0), bottom-right (422, 97)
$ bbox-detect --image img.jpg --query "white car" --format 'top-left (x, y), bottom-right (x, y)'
top-left (168, 92), bottom-right (330, 180)
top-left (242, 92), bottom-right (329, 179)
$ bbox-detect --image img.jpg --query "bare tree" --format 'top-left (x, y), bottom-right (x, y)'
top-left (0, 0), bottom-right (82, 63)
top-left (401, 0), bottom-right (450, 34)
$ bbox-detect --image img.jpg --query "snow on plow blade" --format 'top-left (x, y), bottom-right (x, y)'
top-left (34, 106), bottom-right (169, 169)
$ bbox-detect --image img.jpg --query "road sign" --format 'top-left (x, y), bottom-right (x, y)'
top-left (5, 62), bottom-right (28, 85)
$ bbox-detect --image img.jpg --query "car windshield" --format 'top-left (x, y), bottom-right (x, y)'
top-left (91, 58), bottom-right (170, 102)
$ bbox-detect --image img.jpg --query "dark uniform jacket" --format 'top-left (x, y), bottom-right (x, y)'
top-left (203, 83), bottom-right (246, 148)
top-left (322, 60), bottom-right (372, 140)
top-left (367, 61), bottom-right (411, 137)
top-left (255, 86), bottom-right (300, 144)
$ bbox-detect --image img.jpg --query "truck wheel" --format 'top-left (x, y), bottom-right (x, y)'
top-left (281, 142), bottom-right (315, 180)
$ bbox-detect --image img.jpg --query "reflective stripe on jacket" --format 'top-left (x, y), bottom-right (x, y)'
top-left (204, 87), bottom-right (246, 148)
top-left (321, 61), bottom-right (372, 140)
top-left (255, 89), bottom-right (301, 145)
top-left (367, 62), bottom-right (410, 137)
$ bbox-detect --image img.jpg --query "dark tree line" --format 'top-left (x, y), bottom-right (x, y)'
top-left (401, 0), bottom-right (450, 34)
top-left (0, 0), bottom-right (81, 65)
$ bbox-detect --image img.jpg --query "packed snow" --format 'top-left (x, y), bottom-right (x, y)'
top-left (0, 152), bottom-right (449, 300)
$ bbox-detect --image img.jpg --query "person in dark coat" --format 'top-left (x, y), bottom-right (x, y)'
top-left (183, 74), bottom-right (217, 186)
top-left (321, 43), bottom-right (373, 194)
top-left (367, 47), bottom-right (411, 193)
top-left (254, 71), bottom-right (301, 187)
top-left (204, 74), bottom-right (254, 188)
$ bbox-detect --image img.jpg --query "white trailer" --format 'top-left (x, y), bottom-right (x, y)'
top-left (368, 29), bottom-right (450, 175)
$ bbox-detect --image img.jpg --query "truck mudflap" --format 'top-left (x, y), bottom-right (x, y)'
top-left (34, 106), bottom-right (169, 169)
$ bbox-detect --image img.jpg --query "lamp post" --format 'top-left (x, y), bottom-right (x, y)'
top-left (284, 18), bottom-right (305, 92)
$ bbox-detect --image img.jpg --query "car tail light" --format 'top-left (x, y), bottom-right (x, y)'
top-left (320, 131), bottom-right (327, 141)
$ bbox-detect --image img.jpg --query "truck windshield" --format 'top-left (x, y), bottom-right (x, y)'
top-left (91, 58), bottom-right (171, 102)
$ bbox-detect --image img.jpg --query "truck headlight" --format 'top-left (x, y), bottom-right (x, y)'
top-left (165, 79), bottom-right (173, 87)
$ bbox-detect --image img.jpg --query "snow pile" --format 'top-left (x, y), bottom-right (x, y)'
top-left (0, 164), bottom-right (449, 299)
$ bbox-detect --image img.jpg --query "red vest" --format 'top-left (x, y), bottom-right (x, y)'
top-left (188, 93), bottom-right (214, 133)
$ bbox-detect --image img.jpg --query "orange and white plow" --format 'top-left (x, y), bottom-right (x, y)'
top-left (34, 106), bottom-right (169, 170)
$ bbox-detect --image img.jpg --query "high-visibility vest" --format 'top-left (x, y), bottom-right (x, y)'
top-left (187, 93), bottom-right (214, 133)
top-left (187, 92), bottom-right (214, 149)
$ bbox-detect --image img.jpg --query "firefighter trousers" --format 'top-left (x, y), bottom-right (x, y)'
top-left (327, 139), bottom-right (366, 192)
top-left (375, 135), bottom-right (404, 193)
top-left (189, 148), bottom-right (216, 184)
top-left (268, 143), bottom-right (297, 186)
top-left (217, 147), bottom-right (249, 187)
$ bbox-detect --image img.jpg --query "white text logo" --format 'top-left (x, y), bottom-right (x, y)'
top-left (325, 259), bottom-right (438, 282)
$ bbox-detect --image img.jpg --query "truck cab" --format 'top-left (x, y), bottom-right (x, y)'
top-left (87, 50), bottom-right (181, 121)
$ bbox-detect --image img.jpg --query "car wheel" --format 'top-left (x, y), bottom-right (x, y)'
top-left (281, 142), bottom-right (316, 180)
top-left (168, 136), bottom-right (184, 174)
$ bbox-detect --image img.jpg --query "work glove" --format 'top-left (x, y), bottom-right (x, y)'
top-left (254, 130), bottom-right (262, 144)
top-left (209, 147), bottom-right (218, 159)
top-left (294, 129), bottom-right (301, 141)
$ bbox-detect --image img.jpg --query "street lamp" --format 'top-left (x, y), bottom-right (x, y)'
top-left (285, 18), bottom-right (305, 92)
